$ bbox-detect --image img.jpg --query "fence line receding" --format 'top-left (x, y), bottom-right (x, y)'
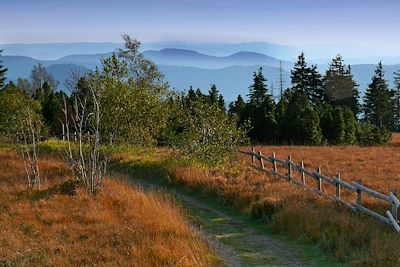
top-left (240, 147), bottom-right (400, 233)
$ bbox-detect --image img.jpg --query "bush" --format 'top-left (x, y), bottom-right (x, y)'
top-left (319, 105), bottom-right (357, 145)
top-left (170, 99), bottom-right (248, 166)
top-left (356, 123), bottom-right (391, 146)
top-left (342, 106), bottom-right (357, 145)
top-left (278, 91), bottom-right (323, 145)
top-left (0, 83), bottom-right (43, 138)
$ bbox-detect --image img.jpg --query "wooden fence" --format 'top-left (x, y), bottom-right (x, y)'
top-left (240, 147), bottom-right (400, 233)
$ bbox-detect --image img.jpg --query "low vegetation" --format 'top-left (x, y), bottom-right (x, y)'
top-left (110, 136), bottom-right (400, 266)
top-left (0, 150), bottom-right (214, 266)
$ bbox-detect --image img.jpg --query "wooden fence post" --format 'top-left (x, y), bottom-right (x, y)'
top-left (392, 189), bottom-right (398, 221)
top-left (272, 153), bottom-right (277, 173)
top-left (259, 151), bottom-right (265, 170)
top-left (356, 180), bottom-right (363, 206)
top-left (251, 147), bottom-right (255, 164)
top-left (287, 155), bottom-right (292, 178)
top-left (317, 167), bottom-right (322, 192)
top-left (336, 173), bottom-right (341, 199)
top-left (300, 161), bottom-right (305, 185)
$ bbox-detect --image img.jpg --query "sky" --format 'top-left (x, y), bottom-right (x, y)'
top-left (1, 0), bottom-right (400, 55)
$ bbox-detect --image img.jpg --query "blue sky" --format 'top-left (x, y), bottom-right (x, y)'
top-left (1, 0), bottom-right (400, 53)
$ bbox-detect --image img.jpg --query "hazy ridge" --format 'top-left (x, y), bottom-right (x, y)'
top-left (1, 43), bottom-right (400, 101)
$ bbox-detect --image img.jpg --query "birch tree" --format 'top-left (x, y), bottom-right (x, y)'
top-left (63, 73), bottom-right (108, 194)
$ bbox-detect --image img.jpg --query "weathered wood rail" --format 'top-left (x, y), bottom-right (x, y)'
top-left (240, 147), bottom-right (400, 233)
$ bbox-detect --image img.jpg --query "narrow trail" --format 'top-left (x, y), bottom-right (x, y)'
top-left (178, 193), bottom-right (314, 267)
top-left (129, 178), bottom-right (319, 267)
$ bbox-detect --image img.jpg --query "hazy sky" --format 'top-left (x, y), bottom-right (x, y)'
top-left (2, 0), bottom-right (400, 52)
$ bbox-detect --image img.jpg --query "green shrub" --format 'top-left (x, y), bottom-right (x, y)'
top-left (278, 91), bottom-right (323, 145)
top-left (356, 123), bottom-right (391, 146)
top-left (170, 99), bottom-right (248, 166)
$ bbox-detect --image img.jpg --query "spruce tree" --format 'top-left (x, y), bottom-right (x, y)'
top-left (363, 62), bottom-right (394, 129)
top-left (393, 71), bottom-right (400, 131)
top-left (311, 65), bottom-right (324, 102)
top-left (245, 67), bottom-right (277, 143)
top-left (208, 84), bottom-right (219, 105)
top-left (348, 65), bottom-right (361, 116)
top-left (291, 52), bottom-right (324, 103)
top-left (228, 94), bottom-right (246, 128)
top-left (278, 90), bottom-right (322, 145)
top-left (228, 94), bottom-right (245, 119)
top-left (185, 86), bottom-right (201, 111)
top-left (0, 50), bottom-right (8, 89)
top-left (218, 95), bottom-right (225, 111)
top-left (248, 67), bottom-right (268, 106)
top-left (195, 88), bottom-right (204, 100)
top-left (33, 83), bottom-right (67, 136)
top-left (323, 55), bottom-right (360, 115)
top-left (187, 86), bottom-right (196, 102)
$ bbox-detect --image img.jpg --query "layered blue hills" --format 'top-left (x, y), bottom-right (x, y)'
top-left (1, 43), bottom-right (400, 102)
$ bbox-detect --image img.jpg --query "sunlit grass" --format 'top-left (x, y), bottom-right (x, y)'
top-left (14, 135), bottom-right (400, 266)
top-left (110, 138), bottom-right (400, 266)
top-left (0, 150), bottom-right (214, 266)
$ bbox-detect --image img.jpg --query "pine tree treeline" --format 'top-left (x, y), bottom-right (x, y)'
top-left (0, 48), bottom-right (398, 148)
top-left (229, 53), bottom-right (395, 145)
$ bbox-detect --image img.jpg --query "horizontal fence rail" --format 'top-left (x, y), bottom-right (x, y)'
top-left (240, 147), bottom-right (400, 233)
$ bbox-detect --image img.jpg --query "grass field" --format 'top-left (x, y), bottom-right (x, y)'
top-left (5, 136), bottom-right (400, 266)
top-left (0, 151), bottom-right (214, 266)
top-left (233, 138), bottom-right (400, 266)
top-left (247, 133), bottom-right (400, 212)
top-left (108, 134), bottom-right (400, 266)
top-left (251, 143), bottom-right (400, 192)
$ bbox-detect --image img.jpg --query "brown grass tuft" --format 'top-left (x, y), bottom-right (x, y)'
top-left (0, 151), bottom-right (214, 266)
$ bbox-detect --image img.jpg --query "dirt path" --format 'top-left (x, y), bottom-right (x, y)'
top-left (130, 179), bottom-right (319, 267)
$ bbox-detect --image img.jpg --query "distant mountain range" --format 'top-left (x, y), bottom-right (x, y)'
top-left (1, 44), bottom-right (400, 102)
top-left (49, 49), bottom-right (293, 70)
top-left (143, 49), bottom-right (293, 69)
top-left (2, 52), bottom-right (293, 100)
top-left (2, 41), bottom-right (400, 62)
top-left (0, 42), bottom-right (296, 61)
top-left (0, 43), bottom-right (121, 61)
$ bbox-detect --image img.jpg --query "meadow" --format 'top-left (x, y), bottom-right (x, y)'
top-left (0, 150), bottom-right (214, 266)
top-left (109, 134), bottom-right (400, 266)
top-left (3, 134), bottom-right (400, 266)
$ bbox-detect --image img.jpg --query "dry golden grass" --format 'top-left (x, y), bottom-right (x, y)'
top-left (247, 133), bottom-right (400, 212)
top-left (391, 132), bottom-right (400, 146)
top-left (160, 135), bottom-right (400, 266)
top-left (0, 151), bottom-right (214, 267)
